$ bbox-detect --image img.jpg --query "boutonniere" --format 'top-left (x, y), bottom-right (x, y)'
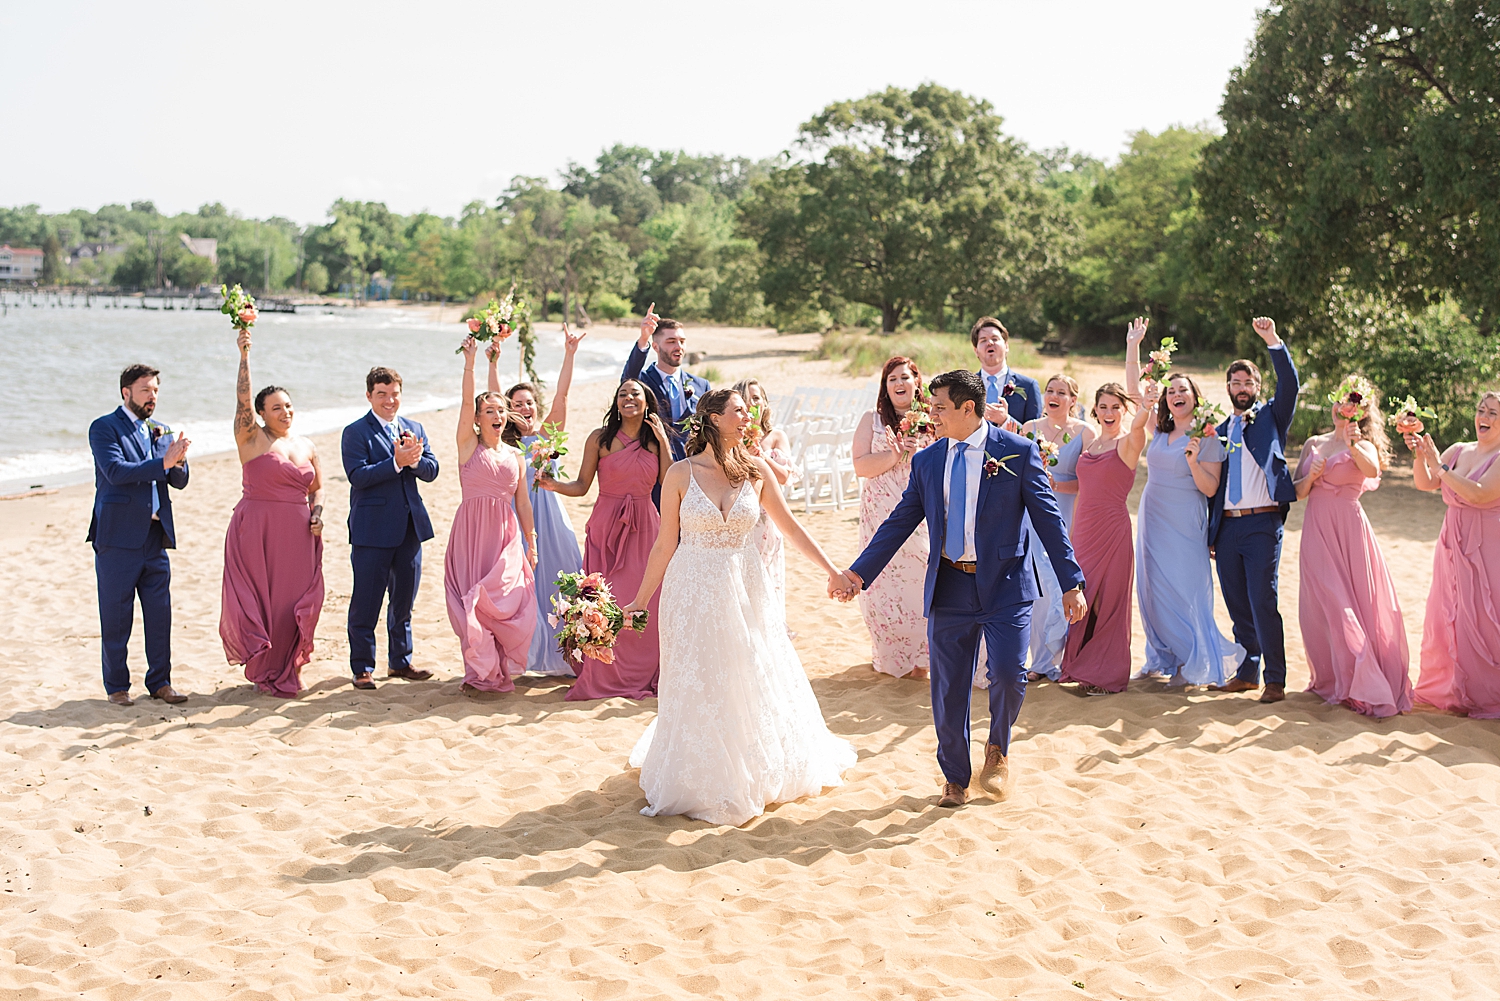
top-left (984, 454), bottom-right (1021, 478)
top-left (682, 380), bottom-right (696, 404)
top-left (1001, 381), bottom-right (1026, 400)
top-left (144, 418), bottom-right (172, 442)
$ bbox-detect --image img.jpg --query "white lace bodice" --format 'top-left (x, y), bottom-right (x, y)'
top-left (680, 469), bottom-right (759, 552)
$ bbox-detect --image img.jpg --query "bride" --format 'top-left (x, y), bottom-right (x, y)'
top-left (621, 388), bottom-right (857, 826)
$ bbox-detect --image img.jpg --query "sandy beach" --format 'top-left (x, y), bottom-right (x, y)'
top-left (2, 321), bottom-right (1497, 1000)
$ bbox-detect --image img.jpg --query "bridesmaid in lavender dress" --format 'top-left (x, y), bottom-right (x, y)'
top-left (734, 378), bottom-right (797, 611)
top-left (1294, 379), bottom-right (1410, 717)
top-left (445, 337), bottom-right (537, 695)
top-left (1407, 392), bottom-right (1500, 718)
top-left (220, 327), bottom-right (326, 698)
top-left (541, 379), bottom-right (673, 700)
top-left (852, 356), bottom-right (933, 679)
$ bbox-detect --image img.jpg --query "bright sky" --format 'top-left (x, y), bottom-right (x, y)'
top-left (5, 0), bottom-right (1266, 225)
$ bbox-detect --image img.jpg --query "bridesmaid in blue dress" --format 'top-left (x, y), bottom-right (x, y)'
top-left (490, 326), bottom-right (587, 676)
top-left (1131, 368), bottom-right (1243, 686)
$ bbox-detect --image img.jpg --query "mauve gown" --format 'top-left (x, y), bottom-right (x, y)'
top-left (1060, 447), bottom-right (1137, 692)
top-left (444, 445), bottom-right (536, 692)
top-left (567, 435), bottom-right (662, 701)
top-left (1298, 450), bottom-right (1412, 717)
top-left (520, 434), bottom-right (584, 676)
top-left (1415, 450), bottom-right (1500, 718)
top-left (220, 451), bottom-right (325, 697)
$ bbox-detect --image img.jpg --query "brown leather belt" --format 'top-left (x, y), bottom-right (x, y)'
top-left (941, 557), bottom-right (977, 574)
top-left (1222, 505), bottom-right (1280, 518)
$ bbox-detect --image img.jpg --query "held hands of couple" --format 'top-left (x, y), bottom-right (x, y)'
top-left (827, 568), bottom-right (862, 602)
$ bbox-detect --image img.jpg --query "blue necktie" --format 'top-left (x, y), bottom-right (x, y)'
top-left (138, 422), bottom-right (160, 518)
top-left (666, 376), bottom-right (682, 421)
top-left (945, 442), bottom-right (968, 561)
top-left (986, 375), bottom-right (1000, 405)
top-left (1227, 416), bottom-right (1243, 505)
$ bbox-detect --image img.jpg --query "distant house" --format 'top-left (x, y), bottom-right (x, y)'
top-left (178, 234), bottom-right (218, 266)
top-left (66, 243), bottom-right (127, 264)
top-left (0, 244), bottom-right (44, 280)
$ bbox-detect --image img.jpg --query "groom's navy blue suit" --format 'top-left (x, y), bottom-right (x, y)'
top-left (850, 424), bottom-right (1083, 788)
top-left (87, 406), bottom-right (190, 695)
top-left (342, 411), bottom-right (438, 677)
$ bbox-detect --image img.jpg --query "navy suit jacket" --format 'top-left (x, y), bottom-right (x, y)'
top-left (342, 412), bottom-right (439, 548)
top-left (622, 344), bottom-right (711, 460)
top-left (1208, 344), bottom-right (1300, 543)
top-left (87, 408), bottom-right (190, 549)
top-left (980, 369), bottom-right (1042, 425)
top-left (850, 426), bottom-right (1084, 616)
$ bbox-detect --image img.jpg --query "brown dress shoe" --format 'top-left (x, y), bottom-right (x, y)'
top-left (352, 673), bottom-right (377, 690)
top-left (150, 686), bottom-right (187, 704)
top-left (107, 691), bottom-right (134, 706)
top-left (1259, 684), bottom-right (1286, 703)
top-left (937, 782), bottom-right (969, 808)
top-left (976, 744), bottom-right (1011, 800)
top-left (1217, 678), bottom-right (1259, 694)
top-left (388, 667), bottom-right (434, 681)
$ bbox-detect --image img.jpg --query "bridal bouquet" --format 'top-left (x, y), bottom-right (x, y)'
top-left (1388, 395), bottom-right (1438, 436)
top-left (1143, 336), bottom-right (1178, 387)
top-left (742, 404), bottom-right (767, 452)
top-left (459, 290), bottom-right (526, 353)
top-left (897, 393), bottom-right (932, 439)
top-left (1188, 400), bottom-right (1228, 442)
top-left (549, 571), bottom-right (648, 665)
top-left (527, 421), bottom-right (568, 490)
top-left (220, 284), bottom-right (257, 333)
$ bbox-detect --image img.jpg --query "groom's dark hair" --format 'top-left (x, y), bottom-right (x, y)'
top-left (929, 370), bottom-right (984, 415)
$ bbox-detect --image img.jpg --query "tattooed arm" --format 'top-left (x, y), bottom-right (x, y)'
top-left (233, 326), bottom-right (264, 463)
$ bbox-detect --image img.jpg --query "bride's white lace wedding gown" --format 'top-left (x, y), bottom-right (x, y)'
top-left (629, 467), bottom-right (856, 826)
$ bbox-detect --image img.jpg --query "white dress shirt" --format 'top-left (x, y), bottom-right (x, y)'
top-left (941, 424), bottom-right (988, 562)
top-left (376, 413), bottom-right (404, 472)
top-left (1225, 412), bottom-right (1275, 510)
top-left (980, 365), bottom-right (1010, 401)
top-left (119, 405), bottom-right (160, 519)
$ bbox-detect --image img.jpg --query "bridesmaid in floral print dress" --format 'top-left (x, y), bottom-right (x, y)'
top-left (852, 356), bottom-right (933, 679)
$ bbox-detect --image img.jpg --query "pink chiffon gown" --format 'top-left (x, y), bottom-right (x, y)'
top-left (567, 435), bottom-right (662, 701)
top-left (220, 451), bottom-right (325, 697)
top-left (1060, 448), bottom-right (1137, 692)
top-left (1415, 451), bottom-right (1500, 718)
top-left (1298, 450), bottom-right (1411, 717)
top-left (857, 415), bottom-right (930, 678)
top-left (444, 445), bottom-right (536, 692)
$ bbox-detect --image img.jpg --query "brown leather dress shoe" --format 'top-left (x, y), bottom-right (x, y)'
top-left (388, 667), bottom-right (434, 681)
top-left (1217, 678), bottom-right (1259, 694)
top-left (976, 744), bottom-right (1011, 800)
top-left (150, 685), bottom-right (187, 704)
top-left (1259, 684), bottom-right (1286, 703)
top-left (107, 691), bottom-right (134, 706)
top-left (352, 673), bottom-right (377, 690)
top-left (937, 782), bottom-right (969, 808)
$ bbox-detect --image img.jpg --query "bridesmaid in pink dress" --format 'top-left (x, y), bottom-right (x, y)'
top-left (445, 338), bottom-right (538, 694)
top-left (1294, 380), bottom-right (1410, 717)
top-left (852, 356), bottom-right (932, 679)
top-left (1407, 392), bottom-right (1500, 718)
top-left (1060, 377), bottom-right (1154, 694)
top-left (220, 327), bottom-right (326, 698)
top-left (541, 379), bottom-right (673, 700)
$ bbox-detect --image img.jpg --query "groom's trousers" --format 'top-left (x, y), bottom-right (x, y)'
top-left (927, 562), bottom-right (1031, 788)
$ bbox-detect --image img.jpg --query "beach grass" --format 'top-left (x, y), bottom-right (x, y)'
top-left (811, 328), bottom-right (1041, 378)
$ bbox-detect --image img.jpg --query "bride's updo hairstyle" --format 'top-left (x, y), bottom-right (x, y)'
top-left (687, 389), bottom-right (762, 486)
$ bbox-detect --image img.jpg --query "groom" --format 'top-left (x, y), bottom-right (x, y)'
top-left (836, 370), bottom-right (1085, 807)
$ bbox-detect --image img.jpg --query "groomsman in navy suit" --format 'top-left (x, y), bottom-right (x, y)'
top-left (840, 370), bottom-right (1085, 808)
top-left (88, 364), bottom-right (192, 706)
top-left (342, 367), bottom-right (439, 690)
top-left (972, 316), bottom-right (1041, 426)
top-left (1209, 317), bottom-right (1299, 704)
top-left (621, 306), bottom-right (711, 462)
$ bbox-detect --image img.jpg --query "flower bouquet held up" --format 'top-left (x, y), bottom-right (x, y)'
top-left (1142, 336), bottom-right (1178, 388)
top-left (527, 421), bottom-right (568, 491)
top-left (220, 284), bottom-right (257, 337)
top-left (458, 289), bottom-right (526, 354)
top-left (548, 571), bottom-right (648, 665)
top-left (1327, 376), bottom-right (1371, 422)
top-left (1188, 401), bottom-right (1229, 443)
top-left (1388, 395), bottom-right (1438, 437)
top-left (897, 393), bottom-right (932, 440)
top-left (1025, 430), bottom-right (1067, 466)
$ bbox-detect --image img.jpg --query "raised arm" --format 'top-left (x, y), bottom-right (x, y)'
top-left (1253, 317), bottom-right (1298, 433)
top-left (486, 340), bottom-right (502, 395)
top-left (233, 327), bottom-right (261, 461)
top-left (540, 428), bottom-right (603, 497)
top-left (620, 458), bottom-right (685, 615)
top-left (622, 305), bottom-right (657, 383)
top-left (456, 336), bottom-right (480, 462)
top-left (542, 324), bottom-right (586, 430)
top-left (1119, 383), bottom-right (1157, 468)
top-left (1125, 317), bottom-right (1147, 402)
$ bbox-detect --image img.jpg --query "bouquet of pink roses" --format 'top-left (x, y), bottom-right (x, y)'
top-left (897, 393), bottom-right (933, 439)
top-left (1387, 394), bottom-right (1437, 436)
top-left (526, 421), bottom-right (568, 491)
top-left (458, 290), bottom-right (525, 353)
top-left (742, 403), bottom-right (767, 452)
top-left (220, 284), bottom-right (257, 335)
top-left (1025, 430), bottom-right (1066, 466)
top-left (1143, 336), bottom-right (1178, 387)
top-left (549, 571), bottom-right (648, 665)
top-left (1188, 400), bottom-right (1228, 441)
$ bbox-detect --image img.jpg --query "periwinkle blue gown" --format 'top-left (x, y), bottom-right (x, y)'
top-left (1135, 431), bottom-right (1243, 685)
top-left (519, 434), bottom-right (584, 676)
top-left (1023, 433), bottom-right (1085, 681)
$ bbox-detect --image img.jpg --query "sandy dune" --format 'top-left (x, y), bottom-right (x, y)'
top-left (1, 324), bottom-right (1497, 999)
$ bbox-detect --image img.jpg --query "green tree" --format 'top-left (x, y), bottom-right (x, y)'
top-left (304, 200), bottom-right (403, 293)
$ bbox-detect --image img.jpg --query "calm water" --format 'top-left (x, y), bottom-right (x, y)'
top-left (0, 295), bottom-right (633, 494)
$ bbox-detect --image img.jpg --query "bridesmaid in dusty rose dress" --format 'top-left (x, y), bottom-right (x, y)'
top-left (220, 327), bottom-right (326, 698)
top-left (445, 338), bottom-right (537, 694)
top-left (541, 379), bottom-right (673, 700)
top-left (852, 356), bottom-right (932, 679)
top-left (1407, 392), bottom-right (1500, 718)
top-left (1060, 379), bottom-right (1154, 694)
top-left (1294, 379), bottom-right (1410, 717)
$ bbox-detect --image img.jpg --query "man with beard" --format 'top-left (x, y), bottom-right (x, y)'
top-left (88, 364), bottom-right (192, 706)
top-left (1208, 317), bottom-right (1299, 703)
top-left (622, 306), bottom-right (711, 463)
top-left (971, 316), bottom-right (1041, 426)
